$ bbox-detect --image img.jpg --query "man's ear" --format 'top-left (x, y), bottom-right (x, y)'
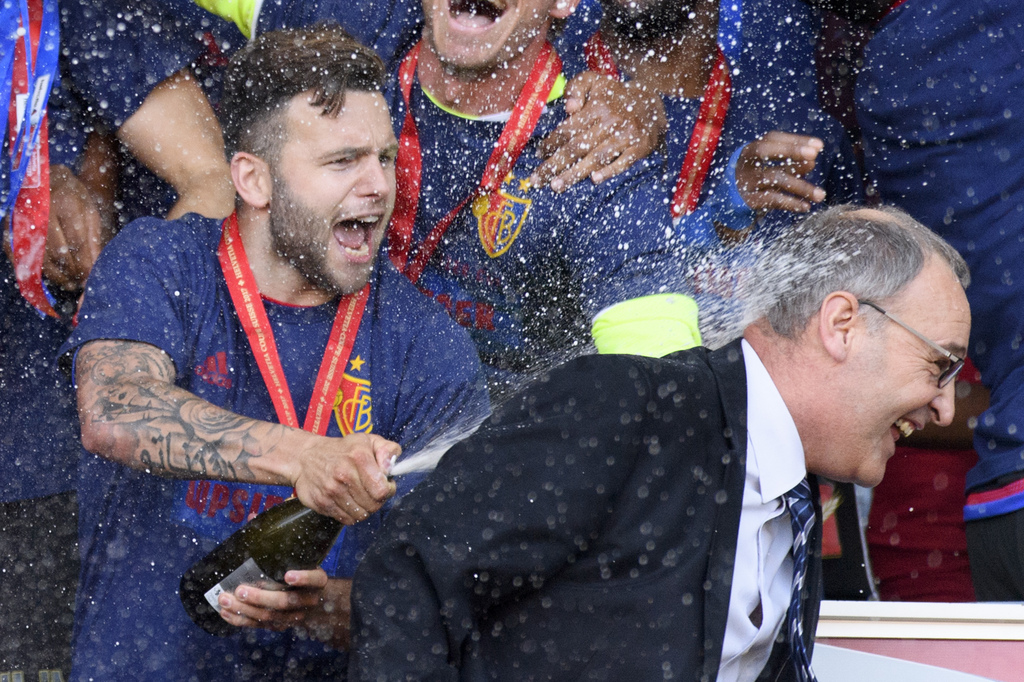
top-left (817, 291), bottom-right (860, 362)
top-left (230, 152), bottom-right (272, 209)
top-left (550, 0), bottom-right (582, 19)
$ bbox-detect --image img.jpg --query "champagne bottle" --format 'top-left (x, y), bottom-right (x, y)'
top-left (179, 496), bottom-right (343, 637)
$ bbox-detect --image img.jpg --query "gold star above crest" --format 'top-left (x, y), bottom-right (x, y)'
top-left (503, 172), bottom-right (515, 186)
top-left (349, 355), bottom-right (365, 372)
top-left (518, 178), bottom-right (532, 193)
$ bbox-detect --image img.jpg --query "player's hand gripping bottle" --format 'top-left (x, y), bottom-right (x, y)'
top-left (179, 497), bottom-right (342, 636)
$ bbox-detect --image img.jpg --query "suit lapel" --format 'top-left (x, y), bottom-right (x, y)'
top-left (700, 338), bottom-right (750, 677)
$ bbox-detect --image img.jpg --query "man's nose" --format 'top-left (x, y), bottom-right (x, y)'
top-left (358, 157), bottom-right (391, 197)
top-left (930, 381), bottom-right (957, 427)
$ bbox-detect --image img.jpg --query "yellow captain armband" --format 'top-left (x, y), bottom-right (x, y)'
top-left (591, 293), bottom-right (702, 358)
top-left (194, 0), bottom-right (258, 39)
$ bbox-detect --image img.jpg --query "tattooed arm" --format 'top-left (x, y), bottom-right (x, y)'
top-left (74, 339), bottom-right (397, 523)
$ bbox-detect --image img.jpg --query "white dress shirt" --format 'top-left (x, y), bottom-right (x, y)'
top-left (717, 340), bottom-right (808, 682)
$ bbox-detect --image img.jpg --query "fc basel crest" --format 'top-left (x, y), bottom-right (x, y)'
top-left (334, 371), bottom-right (373, 435)
top-left (474, 183), bottom-right (532, 258)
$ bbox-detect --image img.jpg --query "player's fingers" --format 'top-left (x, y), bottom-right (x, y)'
top-left (534, 106), bottom-right (604, 165)
top-left (590, 149), bottom-right (642, 185)
top-left (548, 139), bottom-right (625, 192)
top-left (756, 169), bottom-right (826, 203)
top-left (752, 131), bottom-right (823, 157)
top-left (43, 217), bottom-right (75, 291)
top-left (369, 434), bottom-right (402, 472)
top-left (743, 189), bottom-right (814, 214)
top-left (745, 136), bottom-right (823, 166)
top-left (536, 130), bottom-right (613, 191)
top-left (218, 591), bottom-right (299, 629)
top-left (283, 569), bottom-right (330, 589)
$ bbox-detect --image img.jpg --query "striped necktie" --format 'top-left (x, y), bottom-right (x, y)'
top-left (784, 478), bottom-right (818, 682)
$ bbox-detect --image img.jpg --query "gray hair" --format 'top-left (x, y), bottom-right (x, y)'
top-left (745, 204), bottom-right (969, 339)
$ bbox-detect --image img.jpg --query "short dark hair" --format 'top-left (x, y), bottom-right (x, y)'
top-left (220, 24), bottom-right (387, 162)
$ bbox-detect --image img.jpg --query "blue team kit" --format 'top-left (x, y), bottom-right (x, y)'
top-left (61, 214), bottom-right (488, 679)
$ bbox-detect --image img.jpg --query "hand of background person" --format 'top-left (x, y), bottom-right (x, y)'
top-left (217, 571), bottom-right (354, 650)
top-left (290, 432), bottom-right (398, 525)
top-left (531, 72), bottom-right (666, 192)
top-left (43, 164), bottom-right (113, 291)
top-left (735, 131), bottom-right (826, 213)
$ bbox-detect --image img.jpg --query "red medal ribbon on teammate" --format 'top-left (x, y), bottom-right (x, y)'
top-left (583, 33), bottom-right (732, 219)
top-left (7, 0), bottom-right (55, 317)
top-left (217, 213), bottom-right (368, 435)
top-left (389, 40), bottom-right (562, 285)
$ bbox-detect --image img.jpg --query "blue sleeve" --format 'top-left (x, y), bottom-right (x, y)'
top-left (60, 217), bottom-right (208, 378)
top-left (60, 0), bottom-right (207, 129)
top-left (256, 0), bottom-right (421, 71)
top-left (382, 280), bottom-right (491, 491)
top-left (561, 154), bottom-right (693, 315)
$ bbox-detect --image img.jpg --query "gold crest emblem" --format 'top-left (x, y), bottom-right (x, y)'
top-left (475, 190), bottom-right (532, 258)
top-left (334, 374), bottom-right (373, 435)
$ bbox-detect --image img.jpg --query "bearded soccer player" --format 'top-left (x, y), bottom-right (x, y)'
top-left (60, 27), bottom-right (488, 681)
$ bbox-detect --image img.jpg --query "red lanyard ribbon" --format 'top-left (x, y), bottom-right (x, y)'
top-left (7, 0), bottom-right (55, 317)
top-left (583, 33), bottom-right (732, 219)
top-left (389, 41), bottom-right (562, 284)
top-left (217, 214), bottom-right (369, 435)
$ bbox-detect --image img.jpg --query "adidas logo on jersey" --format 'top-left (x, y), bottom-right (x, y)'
top-left (195, 352), bottom-right (233, 389)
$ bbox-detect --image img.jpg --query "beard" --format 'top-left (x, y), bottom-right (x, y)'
top-left (268, 172), bottom-right (369, 298)
top-left (601, 0), bottom-right (697, 44)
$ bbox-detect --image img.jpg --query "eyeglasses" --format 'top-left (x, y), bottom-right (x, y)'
top-left (857, 299), bottom-right (965, 388)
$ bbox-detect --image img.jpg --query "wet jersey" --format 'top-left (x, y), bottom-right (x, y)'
top-left (60, 213), bottom-right (488, 680)
top-left (386, 80), bottom-right (682, 389)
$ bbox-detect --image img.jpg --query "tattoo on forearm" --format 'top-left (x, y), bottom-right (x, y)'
top-left (76, 340), bottom-right (287, 482)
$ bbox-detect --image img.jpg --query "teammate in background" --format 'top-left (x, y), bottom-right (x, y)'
top-left (58, 0), bottom-right (237, 232)
top-left (60, 26), bottom-right (488, 680)
top-left (553, 0), bottom-right (862, 240)
top-left (193, 0), bottom-right (668, 194)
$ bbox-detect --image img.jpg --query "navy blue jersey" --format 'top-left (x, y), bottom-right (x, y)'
top-left (0, 256), bottom-right (80, 502)
top-left (386, 81), bottom-right (682, 388)
top-left (60, 214), bottom-right (488, 680)
top-left (60, 0), bottom-right (220, 130)
top-left (857, 0), bottom-right (1024, 491)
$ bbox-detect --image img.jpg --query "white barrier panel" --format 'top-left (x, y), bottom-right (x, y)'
top-left (816, 600), bottom-right (1024, 681)
top-left (812, 644), bottom-right (994, 681)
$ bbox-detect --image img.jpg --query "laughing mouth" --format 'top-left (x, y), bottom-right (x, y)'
top-left (449, 0), bottom-right (508, 21)
top-left (894, 417), bottom-right (916, 439)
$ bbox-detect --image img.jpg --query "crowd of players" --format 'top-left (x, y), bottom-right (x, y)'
top-left (0, 0), bottom-right (1020, 679)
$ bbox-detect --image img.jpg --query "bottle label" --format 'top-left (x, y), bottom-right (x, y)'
top-left (203, 558), bottom-right (285, 612)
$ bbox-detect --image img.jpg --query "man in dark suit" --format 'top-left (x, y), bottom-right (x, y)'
top-left (349, 205), bottom-right (971, 682)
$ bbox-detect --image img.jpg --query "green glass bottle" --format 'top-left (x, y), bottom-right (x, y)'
top-left (179, 496), bottom-right (342, 636)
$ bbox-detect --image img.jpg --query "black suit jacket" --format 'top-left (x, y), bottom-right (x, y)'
top-left (351, 341), bottom-right (822, 681)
